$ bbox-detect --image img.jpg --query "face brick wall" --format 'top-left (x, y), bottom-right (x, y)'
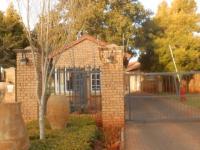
top-left (100, 46), bottom-right (125, 127)
top-left (56, 40), bottom-right (102, 68)
top-left (16, 50), bottom-right (40, 122)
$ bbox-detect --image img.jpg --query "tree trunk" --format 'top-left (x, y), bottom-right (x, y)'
top-left (39, 95), bottom-right (45, 140)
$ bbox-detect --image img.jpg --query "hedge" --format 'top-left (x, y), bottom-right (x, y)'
top-left (27, 115), bottom-right (100, 150)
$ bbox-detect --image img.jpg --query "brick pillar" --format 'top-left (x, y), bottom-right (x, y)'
top-left (100, 45), bottom-right (125, 127)
top-left (15, 47), bottom-right (40, 122)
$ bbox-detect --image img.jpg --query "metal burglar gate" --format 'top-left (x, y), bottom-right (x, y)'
top-left (125, 71), bottom-right (200, 122)
top-left (48, 67), bottom-right (102, 113)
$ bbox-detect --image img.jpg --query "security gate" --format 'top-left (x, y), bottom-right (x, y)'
top-left (48, 67), bottom-right (102, 113)
top-left (125, 71), bottom-right (200, 122)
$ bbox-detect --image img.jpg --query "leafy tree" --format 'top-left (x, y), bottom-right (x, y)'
top-left (135, 1), bottom-right (170, 71)
top-left (55, 0), bottom-right (150, 49)
top-left (0, 11), bottom-right (5, 64)
top-left (0, 3), bottom-right (28, 68)
top-left (136, 17), bottom-right (163, 71)
top-left (153, 0), bottom-right (200, 72)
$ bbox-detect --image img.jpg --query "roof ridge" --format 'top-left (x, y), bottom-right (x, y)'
top-left (50, 34), bottom-right (108, 58)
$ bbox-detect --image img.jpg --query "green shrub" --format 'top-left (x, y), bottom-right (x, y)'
top-left (27, 115), bottom-right (99, 150)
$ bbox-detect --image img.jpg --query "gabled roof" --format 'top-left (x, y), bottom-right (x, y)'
top-left (50, 35), bottom-right (108, 58)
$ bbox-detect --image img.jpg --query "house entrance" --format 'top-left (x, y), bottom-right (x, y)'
top-left (125, 71), bottom-right (200, 122)
top-left (48, 67), bottom-right (102, 113)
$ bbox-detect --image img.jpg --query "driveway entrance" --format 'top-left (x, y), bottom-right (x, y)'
top-left (125, 95), bottom-right (200, 122)
top-left (124, 71), bottom-right (200, 150)
top-left (125, 71), bottom-right (200, 122)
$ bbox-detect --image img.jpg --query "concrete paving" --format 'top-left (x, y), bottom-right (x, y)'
top-left (125, 96), bottom-right (200, 122)
top-left (125, 95), bottom-right (200, 150)
top-left (125, 122), bottom-right (200, 150)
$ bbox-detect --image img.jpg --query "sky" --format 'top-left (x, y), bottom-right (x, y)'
top-left (0, 0), bottom-right (13, 12)
top-left (140, 0), bottom-right (171, 13)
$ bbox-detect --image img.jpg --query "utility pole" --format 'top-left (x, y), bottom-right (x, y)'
top-left (169, 45), bottom-right (180, 82)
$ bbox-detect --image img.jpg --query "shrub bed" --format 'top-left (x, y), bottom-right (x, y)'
top-left (27, 115), bottom-right (100, 150)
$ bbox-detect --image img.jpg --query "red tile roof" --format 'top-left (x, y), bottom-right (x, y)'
top-left (49, 35), bottom-right (108, 58)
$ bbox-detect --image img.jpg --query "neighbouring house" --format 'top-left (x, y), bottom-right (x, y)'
top-left (188, 74), bottom-right (200, 93)
top-left (49, 35), bottom-right (111, 112)
top-left (0, 67), bottom-right (15, 103)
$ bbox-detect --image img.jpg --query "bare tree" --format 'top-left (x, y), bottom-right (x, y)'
top-left (15, 0), bottom-right (93, 139)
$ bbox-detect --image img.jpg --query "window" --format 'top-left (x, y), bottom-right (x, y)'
top-left (54, 68), bottom-right (101, 94)
top-left (91, 72), bottom-right (101, 92)
top-left (65, 71), bottom-right (73, 92)
top-left (55, 68), bottom-right (73, 94)
top-left (55, 68), bottom-right (63, 94)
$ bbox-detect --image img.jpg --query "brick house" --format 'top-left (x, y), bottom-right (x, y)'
top-left (49, 35), bottom-right (111, 112)
top-left (15, 34), bottom-right (125, 127)
top-left (51, 34), bottom-right (108, 67)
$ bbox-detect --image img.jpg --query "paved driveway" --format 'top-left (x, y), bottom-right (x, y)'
top-left (125, 95), bottom-right (200, 122)
top-left (125, 122), bottom-right (200, 150)
top-left (125, 95), bottom-right (200, 150)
